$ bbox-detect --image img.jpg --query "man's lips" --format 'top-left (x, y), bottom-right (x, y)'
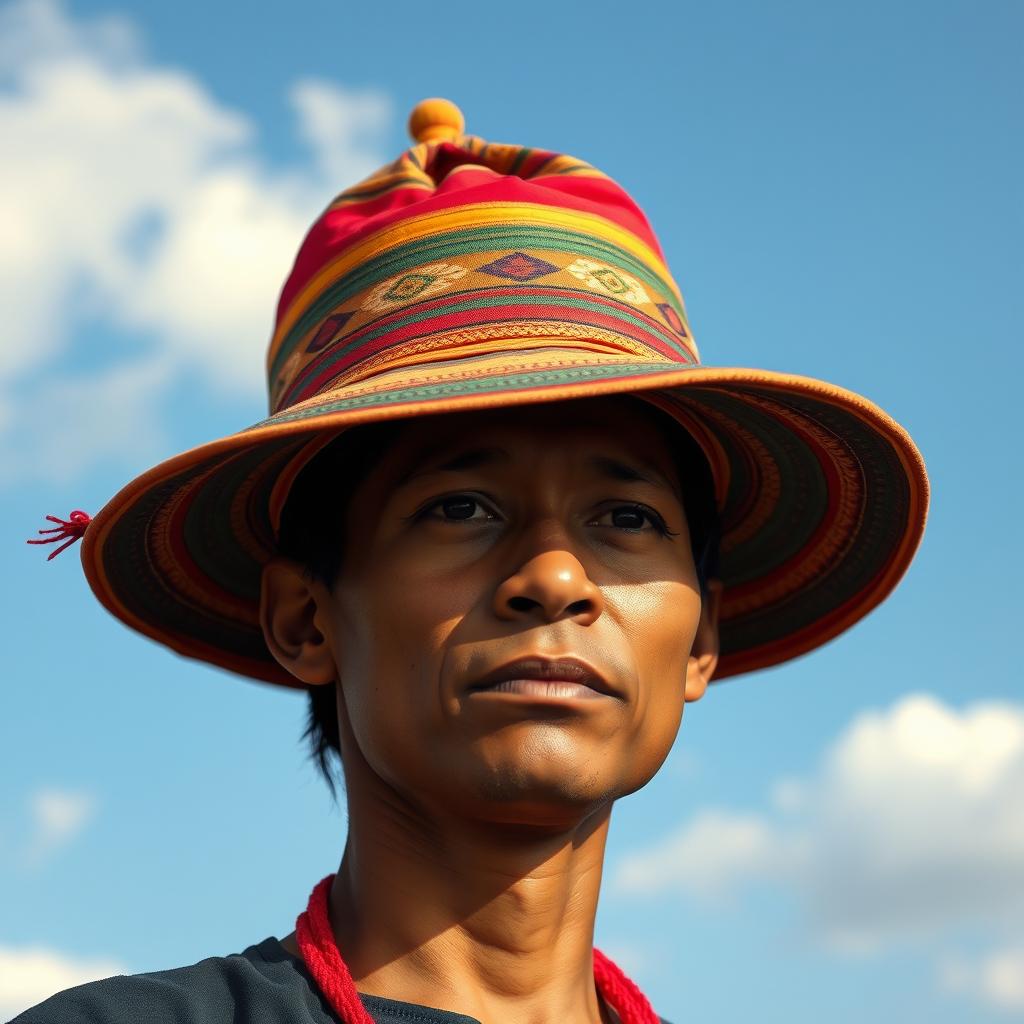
top-left (467, 656), bottom-right (621, 700)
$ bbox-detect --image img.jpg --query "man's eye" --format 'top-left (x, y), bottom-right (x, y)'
top-left (420, 495), bottom-right (496, 523)
top-left (416, 496), bottom-right (674, 537)
top-left (594, 504), bottom-right (675, 537)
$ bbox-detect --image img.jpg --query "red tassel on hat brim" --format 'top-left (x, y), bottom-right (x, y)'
top-left (27, 510), bottom-right (92, 560)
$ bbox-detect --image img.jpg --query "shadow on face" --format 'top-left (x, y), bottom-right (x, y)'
top-left (261, 394), bottom-right (720, 832)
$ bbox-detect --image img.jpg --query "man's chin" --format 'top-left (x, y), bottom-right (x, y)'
top-left (457, 762), bottom-right (625, 829)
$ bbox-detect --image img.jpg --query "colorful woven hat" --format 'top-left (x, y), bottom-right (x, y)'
top-left (65, 98), bottom-right (927, 687)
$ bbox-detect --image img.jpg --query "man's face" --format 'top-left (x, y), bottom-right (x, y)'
top-left (270, 395), bottom-right (716, 828)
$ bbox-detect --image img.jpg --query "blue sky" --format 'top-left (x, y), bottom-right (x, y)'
top-left (1, 0), bottom-right (1022, 1019)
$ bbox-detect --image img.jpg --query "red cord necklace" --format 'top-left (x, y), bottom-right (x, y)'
top-left (295, 874), bottom-right (660, 1024)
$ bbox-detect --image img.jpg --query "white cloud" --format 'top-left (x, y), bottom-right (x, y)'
top-left (0, 0), bottom-right (392, 483)
top-left (0, 944), bottom-right (125, 1018)
top-left (617, 809), bottom-right (807, 908)
top-left (1, 353), bottom-right (174, 485)
top-left (939, 946), bottom-right (1024, 1012)
top-left (615, 693), bottom-right (1024, 961)
top-left (113, 169), bottom-right (311, 398)
top-left (804, 694), bottom-right (1024, 949)
top-left (290, 78), bottom-right (392, 187)
top-left (24, 788), bottom-right (96, 863)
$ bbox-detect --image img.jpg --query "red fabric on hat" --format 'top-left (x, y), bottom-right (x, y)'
top-left (275, 146), bottom-right (665, 326)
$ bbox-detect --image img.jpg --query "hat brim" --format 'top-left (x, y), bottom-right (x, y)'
top-left (81, 347), bottom-right (928, 687)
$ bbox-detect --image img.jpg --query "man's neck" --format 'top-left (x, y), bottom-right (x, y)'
top-left (287, 800), bottom-right (614, 1024)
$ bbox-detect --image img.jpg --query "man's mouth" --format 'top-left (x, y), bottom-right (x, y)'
top-left (468, 656), bottom-right (621, 701)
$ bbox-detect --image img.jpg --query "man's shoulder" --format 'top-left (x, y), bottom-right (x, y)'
top-left (9, 937), bottom-right (334, 1024)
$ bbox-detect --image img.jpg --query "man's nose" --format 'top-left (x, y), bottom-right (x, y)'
top-left (492, 549), bottom-right (605, 625)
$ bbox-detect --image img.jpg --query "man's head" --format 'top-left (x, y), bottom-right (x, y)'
top-left (260, 394), bottom-right (720, 828)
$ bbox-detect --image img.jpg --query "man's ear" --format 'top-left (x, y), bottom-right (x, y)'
top-left (684, 578), bottom-right (722, 703)
top-left (259, 557), bottom-right (336, 686)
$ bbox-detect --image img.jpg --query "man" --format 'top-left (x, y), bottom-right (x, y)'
top-left (19, 98), bottom-right (928, 1024)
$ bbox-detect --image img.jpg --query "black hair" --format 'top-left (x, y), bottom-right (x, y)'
top-left (275, 403), bottom-right (720, 798)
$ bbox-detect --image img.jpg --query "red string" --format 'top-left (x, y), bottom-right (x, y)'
top-left (296, 875), bottom-right (376, 1024)
top-left (593, 947), bottom-right (660, 1024)
top-left (295, 873), bottom-right (660, 1024)
top-left (26, 510), bottom-right (92, 560)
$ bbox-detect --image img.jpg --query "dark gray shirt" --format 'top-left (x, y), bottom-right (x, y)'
top-left (10, 938), bottom-right (477, 1024)
top-left (9, 937), bottom-right (670, 1023)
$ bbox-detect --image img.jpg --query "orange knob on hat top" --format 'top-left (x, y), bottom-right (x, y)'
top-left (408, 98), bottom-right (465, 144)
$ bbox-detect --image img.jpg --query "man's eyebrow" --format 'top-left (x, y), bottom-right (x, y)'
top-left (399, 445), bottom-right (680, 499)
top-left (587, 454), bottom-right (681, 500)
top-left (407, 446), bottom-right (510, 479)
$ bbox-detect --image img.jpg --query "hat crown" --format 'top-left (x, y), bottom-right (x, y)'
top-left (266, 101), bottom-right (697, 419)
